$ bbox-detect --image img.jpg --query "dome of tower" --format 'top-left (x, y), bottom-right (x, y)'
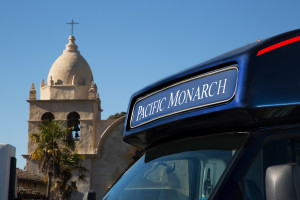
top-left (47, 36), bottom-right (93, 86)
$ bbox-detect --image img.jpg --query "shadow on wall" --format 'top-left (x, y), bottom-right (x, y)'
top-left (71, 190), bottom-right (84, 200)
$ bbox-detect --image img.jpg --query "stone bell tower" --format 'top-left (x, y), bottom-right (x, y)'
top-left (25, 35), bottom-right (102, 193)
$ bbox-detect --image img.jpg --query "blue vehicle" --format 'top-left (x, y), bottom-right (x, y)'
top-left (104, 29), bottom-right (300, 200)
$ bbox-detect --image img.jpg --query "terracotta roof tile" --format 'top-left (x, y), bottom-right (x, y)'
top-left (17, 186), bottom-right (45, 196)
top-left (16, 168), bottom-right (45, 183)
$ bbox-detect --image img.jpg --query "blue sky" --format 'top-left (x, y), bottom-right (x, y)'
top-left (1, 0), bottom-right (300, 169)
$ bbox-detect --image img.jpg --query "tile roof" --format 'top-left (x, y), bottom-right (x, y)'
top-left (16, 168), bottom-right (45, 183)
top-left (17, 186), bottom-right (46, 198)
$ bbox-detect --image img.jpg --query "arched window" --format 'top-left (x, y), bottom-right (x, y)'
top-left (41, 112), bottom-right (55, 121)
top-left (67, 112), bottom-right (80, 140)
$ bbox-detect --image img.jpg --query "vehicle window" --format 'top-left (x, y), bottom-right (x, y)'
top-left (243, 137), bottom-right (300, 200)
top-left (124, 159), bottom-right (192, 200)
top-left (103, 133), bottom-right (249, 200)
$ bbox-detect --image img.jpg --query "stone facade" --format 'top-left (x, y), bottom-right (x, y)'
top-left (23, 36), bottom-right (138, 199)
top-left (92, 117), bottom-right (140, 198)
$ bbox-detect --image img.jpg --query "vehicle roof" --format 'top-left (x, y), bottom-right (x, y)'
top-left (124, 29), bottom-right (300, 149)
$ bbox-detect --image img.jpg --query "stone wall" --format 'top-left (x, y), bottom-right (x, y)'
top-left (92, 117), bottom-right (139, 198)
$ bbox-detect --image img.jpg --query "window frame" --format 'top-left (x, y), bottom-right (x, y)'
top-left (241, 126), bottom-right (300, 200)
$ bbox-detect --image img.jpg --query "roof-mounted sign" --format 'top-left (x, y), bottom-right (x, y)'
top-left (130, 66), bottom-right (238, 128)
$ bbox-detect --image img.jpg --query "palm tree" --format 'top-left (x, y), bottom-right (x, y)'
top-left (30, 120), bottom-right (87, 200)
top-left (52, 148), bottom-right (87, 199)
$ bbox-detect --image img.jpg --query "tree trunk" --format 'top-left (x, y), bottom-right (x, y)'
top-left (47, 173), bottom-right (52, 200)
top-left (57, 193), bottom-right (64, 200)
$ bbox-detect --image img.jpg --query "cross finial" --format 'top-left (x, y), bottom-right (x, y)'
top-left (66, 19), bottom-right (79, 36)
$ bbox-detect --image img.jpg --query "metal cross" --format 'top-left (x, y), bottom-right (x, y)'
top-left (66, 19), bottom-right (79, 36)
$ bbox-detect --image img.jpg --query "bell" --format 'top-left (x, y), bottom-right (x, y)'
top-left (72, 123), bottom-right (80, 140)
top-left (72, 123), bottom-right (80, 132)
top-left (74, 131), bottom-right (80, 140)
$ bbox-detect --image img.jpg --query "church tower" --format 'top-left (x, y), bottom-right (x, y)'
top-left (25, 35), bottom-right (102, 191)
top-left (24, 34), bottom-right (139, 199)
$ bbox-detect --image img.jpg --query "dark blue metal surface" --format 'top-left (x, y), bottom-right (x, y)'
top-left (124, 29), bottom-right (300, 149)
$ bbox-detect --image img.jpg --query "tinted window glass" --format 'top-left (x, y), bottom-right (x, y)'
top-left (103, 133), bottom-right (248, 200)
